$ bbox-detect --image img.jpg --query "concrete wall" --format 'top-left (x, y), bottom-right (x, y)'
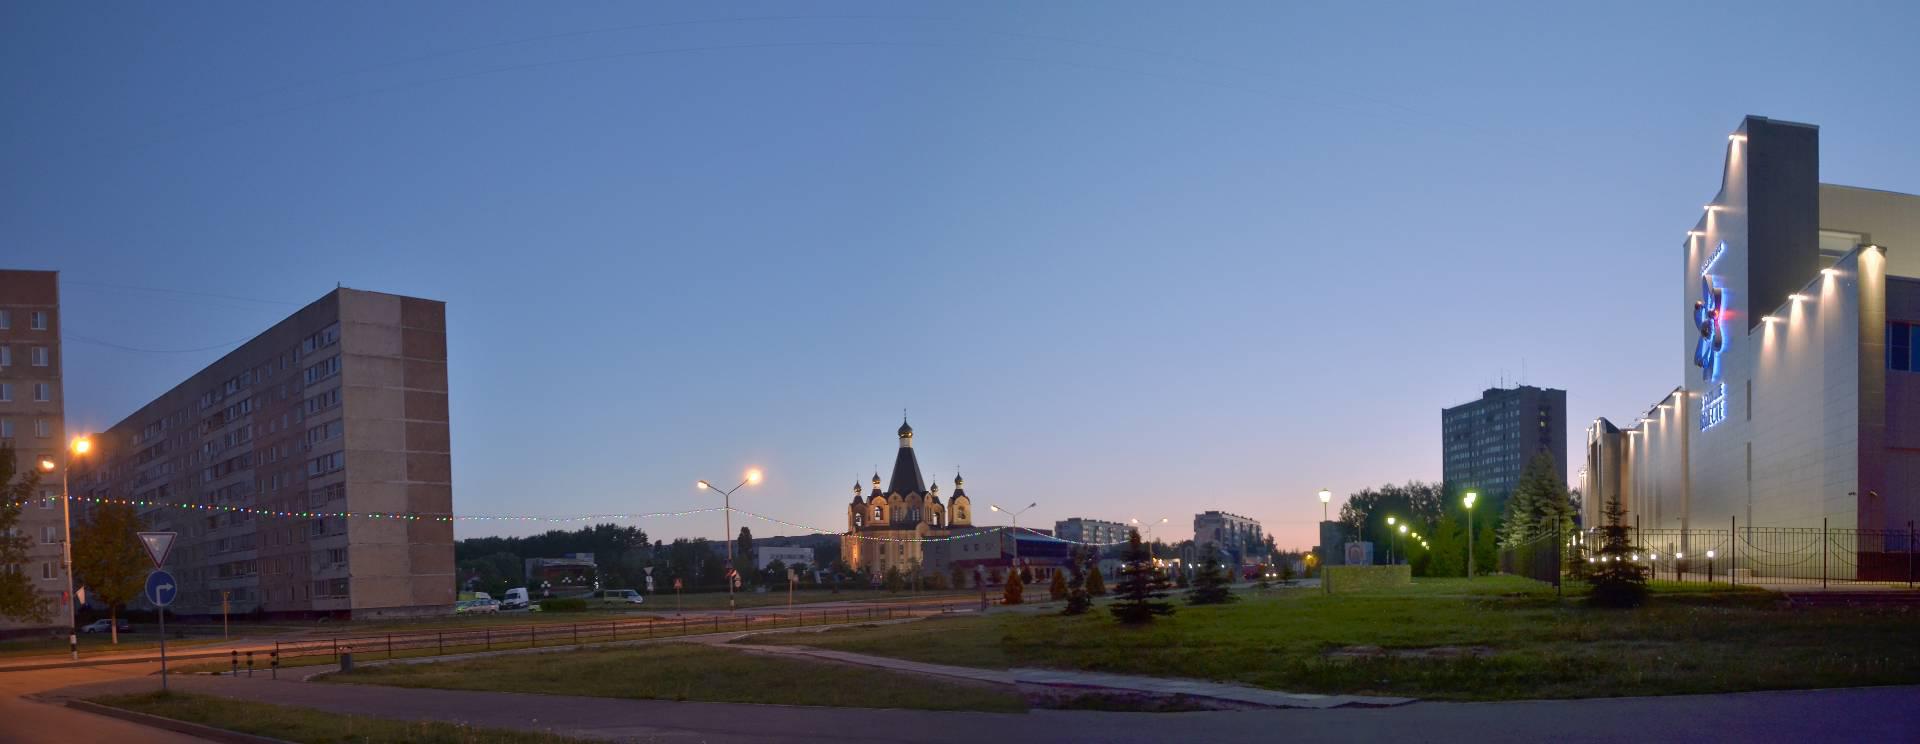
top-left (0, 270), bottom-right (66, 634)
top-left (340, 290), bottom-right (454, 618)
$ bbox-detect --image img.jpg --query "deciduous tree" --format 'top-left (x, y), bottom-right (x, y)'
top-left (71, 502), bottom-right (146, 644)
top-left (0, 446), bottom-right (51, 624)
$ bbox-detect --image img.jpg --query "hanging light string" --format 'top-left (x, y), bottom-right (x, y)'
top-left (19, 494), bottom-right (1139, 546)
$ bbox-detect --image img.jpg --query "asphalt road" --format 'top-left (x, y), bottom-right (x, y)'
top-left (0, 661), bottom-right (204, 744)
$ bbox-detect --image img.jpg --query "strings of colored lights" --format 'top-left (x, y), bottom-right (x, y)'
top-left (6, 495), bottom-right (1136, 546)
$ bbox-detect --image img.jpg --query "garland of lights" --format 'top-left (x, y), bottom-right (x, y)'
top-left (5, 495), bottom-right (1136, 546)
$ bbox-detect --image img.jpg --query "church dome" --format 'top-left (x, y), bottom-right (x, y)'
top-left (898, 419), bottom-right (914, 438)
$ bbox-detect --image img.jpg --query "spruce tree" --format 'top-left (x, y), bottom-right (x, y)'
top-left (1187, 547), bottom-right (1236, 605)
top-left (1061, 548), bottom-right (1093, 616)
top-left (1085, 562), bottom-right (1107, 596)
top-left (1003, 572), bottom-right (1024, 605)
top-left (1048, 569), bottom-right (1068, 601)
top-left (1110, 530), bottom-right (1174, 624)
top-left (1587, 490), bottom-right (1648, 607)
top-left (883, 566), bottom-right (904, 593)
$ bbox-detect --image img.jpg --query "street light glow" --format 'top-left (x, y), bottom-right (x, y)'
top-left (1387, 516), bottom-right (1396, 526)
top-left (745, 468), bottom-right (763, 485)
top-left (1464, 491), bottom-right (1478, 509)
top-left (696, 480), bottom-right (711, 490)
top-left (1398, 524), bottom-right (1407, 534)
top-left (1318, 489), bottom-right (1331, 504)
top-left (71, 436), bottom-right (92, 455)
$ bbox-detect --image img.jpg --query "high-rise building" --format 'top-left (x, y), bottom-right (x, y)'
top-left (1053, 518), bottom-right (1128, 548)
top-left (76, 287), bottom-right (454, 620)
top-left (1585, 116), bottom-right (1920, 580)
top-left (0, 270), bottom-right (69, 635)
top-left (1441, 385), bottom-right (1568, 510)
top-left (1191, 510), bottom-right (1265, 565)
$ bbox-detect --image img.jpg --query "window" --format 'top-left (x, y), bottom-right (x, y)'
top-left (300, 324), bottom-right (340, 355)
top-left (0, 384), bottom-right (9, 402)
top-left (1892, 322), bottom-right (1914, 372)
top-left (0, 419), bottom-right (11, 438)
top-left (32, 383), bottom-right (50, 402)
top-left (327, 548), bottom-right (347, 565)
top-left (34, 419), bottom-right (50, 438)
top-left (30, 311), bottom-right (47, 331)
top-left (42, 562), bottom-right (56, 580)
top-left (304, 387), bottom-right (341, 416)
top-left (308, 451), bottom-right (344, 477)
top-left (39, 490), bottom-right (54, 509)
top-left (0, 346), bottom-right (9, 366)
top-left (303, 356), bottom-right (340, 385)
top-left (42, 526), bottom-right (57, 544)
top-left (31, 347), bottom-right (49, 367)
top-left (0, 310), bottom-right (9, 328)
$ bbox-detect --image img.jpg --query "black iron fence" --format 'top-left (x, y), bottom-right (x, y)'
top-left (1498, 528), bottom-right (1563, 590)
top-left (1569, 521), bottom-right (1919, 588)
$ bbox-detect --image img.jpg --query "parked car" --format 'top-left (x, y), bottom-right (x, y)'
top-left (454, 598), bottom-right (500, 614)
top-left (590, 589), bottom-right (644, 605)
top-left (500, 587), bottom-right (531, 610)
top-left (80, 618), bottom-right (132, 634)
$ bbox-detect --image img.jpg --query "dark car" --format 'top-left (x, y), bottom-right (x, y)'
top-left (81, 618), bottom-right (132, 634)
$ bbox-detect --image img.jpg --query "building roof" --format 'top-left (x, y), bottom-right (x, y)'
top-left (886, 421), bottom-right (928, 495)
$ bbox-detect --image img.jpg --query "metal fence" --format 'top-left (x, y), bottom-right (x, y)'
top-left (1498, 528), bottom-right (1563, 590)
top-left (1569, 521), bottom-right (1920, 589)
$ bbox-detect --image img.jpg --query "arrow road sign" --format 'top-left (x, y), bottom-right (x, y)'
top-left (138, 532), bottom-right (178, 568)
top-left (145, 570), bottom-right (178, 607)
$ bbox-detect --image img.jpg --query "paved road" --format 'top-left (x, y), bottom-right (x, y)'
top-left (42, 672), bottom-right (1920, 743)
top-left (0, 661), bottom-right (204, 744)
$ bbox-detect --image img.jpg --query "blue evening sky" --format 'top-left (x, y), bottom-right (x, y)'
top-left (4, 1), bottom-right (1916, 547)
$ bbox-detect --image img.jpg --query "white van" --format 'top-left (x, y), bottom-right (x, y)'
top-left (501, 587), bottom-right (531, 610)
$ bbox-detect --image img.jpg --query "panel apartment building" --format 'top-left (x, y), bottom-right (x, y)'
top-left (0, 270), bottom-right (69, 634)
top-left (1441, 385), bottom-right (1568, 513)
top-left (78, 288), bottom-right (454, 619)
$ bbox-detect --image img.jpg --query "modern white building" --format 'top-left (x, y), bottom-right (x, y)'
top-left (1584, 116), bottom-right (1920, 579)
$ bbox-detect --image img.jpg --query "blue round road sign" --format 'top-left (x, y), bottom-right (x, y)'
top-left (145, 569), bottom-right (178, 607)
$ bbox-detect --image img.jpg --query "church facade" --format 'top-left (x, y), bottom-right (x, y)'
top-left (842, 420), bottom-right (977, 580)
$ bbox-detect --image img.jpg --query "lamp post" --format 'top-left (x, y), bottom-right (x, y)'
top-left (990, 502), bottom-right (1037, 583)
top-left (1130, 517), bottom-right (1168, 557)
top-left (696, 468), bottom-right (762, 611)
top-left (39, 435), bottom-right (91, 659)
top-left (1385, 516), bottom-right (1396, 565)
top-left (1397, 524), bottom-right (1408, 565)
top-left (1318, 489), bottom-right (1332, 522)
top-left (1464, 491), bottom-right (1479, 579)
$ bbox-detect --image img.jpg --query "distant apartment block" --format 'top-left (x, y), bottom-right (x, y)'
top-left (77, 288), bottom-right (454, 620)
top-left (1441, 385), bottom-right (1568, 509)
top-left (1054, 518), bottom-right (1129, 548)
top-left (1192, 510), bottom-right (1265, 564)
top-left (0, 270), bottom-right (69, 634)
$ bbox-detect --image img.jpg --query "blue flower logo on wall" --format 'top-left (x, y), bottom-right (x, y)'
top-left (1693, 242), bottom-right (1729, 381)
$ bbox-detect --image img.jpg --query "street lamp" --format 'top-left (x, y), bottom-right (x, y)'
top-left (1317, 489), bottom-right (1332, 522)
top-left (1397, 523), bottom-right (1408, 565)
top-left (696, 467), bottom-right (763, 611)
top-left (991, 502), bottom-right (1037, 583)
top-left (39, 435), bottom-right (92, 659)
top-left (1463, 491), bottom-right (1479, 579)
top-left (1385, 516), bottom-right (1396, 564)
top-left (1130, 517), bottom-right (1168, 555)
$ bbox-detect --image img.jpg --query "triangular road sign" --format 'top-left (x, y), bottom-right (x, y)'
top-left (138, 532), bottom-right (177, 568)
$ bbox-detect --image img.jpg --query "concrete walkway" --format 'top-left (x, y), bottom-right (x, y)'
top-left (43, 673), bottom-right (1920, 743)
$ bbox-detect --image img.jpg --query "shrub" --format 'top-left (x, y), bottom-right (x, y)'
top-left (1003, 576), bottom-right (1024, 605)
top-left (538, 597), bottom-right (589, 612)
top-left (1085, 566), bottom-right (1107, 596)
top-left (1048, 570), bottom-right (1068, 601)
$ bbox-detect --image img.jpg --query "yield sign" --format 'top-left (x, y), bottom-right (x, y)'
top-left (138, 532), bottom-right (177, 568)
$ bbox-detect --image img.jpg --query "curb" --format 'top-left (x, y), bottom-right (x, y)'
top-left (62, 699), bottom-right (296, 744)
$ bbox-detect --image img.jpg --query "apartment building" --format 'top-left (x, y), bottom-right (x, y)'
top-left (0, 270), bottom-right (69, 634)
top-left (77, 287), bottom-right (454, 619)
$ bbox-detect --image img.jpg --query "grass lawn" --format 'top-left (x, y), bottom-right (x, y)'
top-left (655, 588), bottom-right (971, 611)
top-left (322, 642), bottom-right (1028, 712)
top-left (89, 691), bottom-right (591, 743)
top-left (742, 577), bottom-right (1920, 701)
top-left (0, 633), bottom-right (224, 660)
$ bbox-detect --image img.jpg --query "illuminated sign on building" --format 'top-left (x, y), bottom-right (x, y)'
top-left (1694, 242), bottom-right (1731, 430)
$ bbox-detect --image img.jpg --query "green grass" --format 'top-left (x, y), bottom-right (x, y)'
top-left (655, 588), bottom-right (971, 610)
top-left (0, 633), bottom-right (224, 660)
top-left (743, 577), bottom-right (1920, 701)
top-left (323, 642), bottom-right (1028, 712)
top-left (89, 691), bottom-right (591, 743)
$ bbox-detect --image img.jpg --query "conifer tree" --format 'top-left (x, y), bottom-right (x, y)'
top-left (1048, 569), bottom-right (1068, 601)
top-left (1085, 561), bottom-right (1107, 596)
top-left (1062, 548), bottom-right (1093, 616)
top-left (1110, 530), bottom-right (1174, 624)
top-left (1187, 547), bottom-right (1237, 605)
top-left (1587, 490), bottom-right (1648, 607)
top-left (883, 565), bottom-right (904, 593)
top-left (1003, 572), bottom-right (1024, 605)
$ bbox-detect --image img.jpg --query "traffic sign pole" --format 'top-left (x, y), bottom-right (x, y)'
top-left (146, 568), bottom-right (178, 692)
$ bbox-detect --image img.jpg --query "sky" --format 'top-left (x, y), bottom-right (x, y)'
top-left (4, 1), bottom-right (1918, 549)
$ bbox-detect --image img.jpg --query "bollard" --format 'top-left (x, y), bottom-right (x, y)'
top-left (246, 650), bottom-right (254, 677)
top-left (270, 650), bottom-right (279, 680)
top-left (340, 651), bottom-right (354, 673)
top-left (231, 650), bottom-right (239, 676)
top-left (438, 632), bottom-right (444, 656)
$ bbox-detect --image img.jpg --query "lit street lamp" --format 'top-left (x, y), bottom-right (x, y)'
top-left (1317, 489), bottom-right (1332, 522)
top-left (1464, 491), bottom-right (1479, 579)
top-left (991, 502), bottom-right (1038, 583)
top-left (1397, 523), bottom-right (1408, 565)
top-left (39, 435), bottom-right (92, 659)
top-left (1130, 517), bottom-right (1168, 555)
top-left (696, 468), bottom-right (762, 611)
top-left (1385, 516), bottom-right (1396, 564)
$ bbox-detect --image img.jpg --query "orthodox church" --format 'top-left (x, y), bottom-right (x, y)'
top-left (842, 419), bottom-right (976, 580)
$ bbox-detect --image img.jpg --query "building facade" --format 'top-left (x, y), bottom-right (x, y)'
top-left (1583, 116), bottom-right (1920, 579)
top-left (0, 270), bottom-right (69, 634)
top-left (76, 288), bottom-right (455, 619)
top-left (1441, 385), bottom-right (1568, 511)
top-left (1053, 518), bottom-right (1128, 548)
top-left (841, 419), bottom-right (976, 581)
top-left (754, 545), bottom-right (813, 572)
top-left (1192, 510), bottom-right (1265, 565)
